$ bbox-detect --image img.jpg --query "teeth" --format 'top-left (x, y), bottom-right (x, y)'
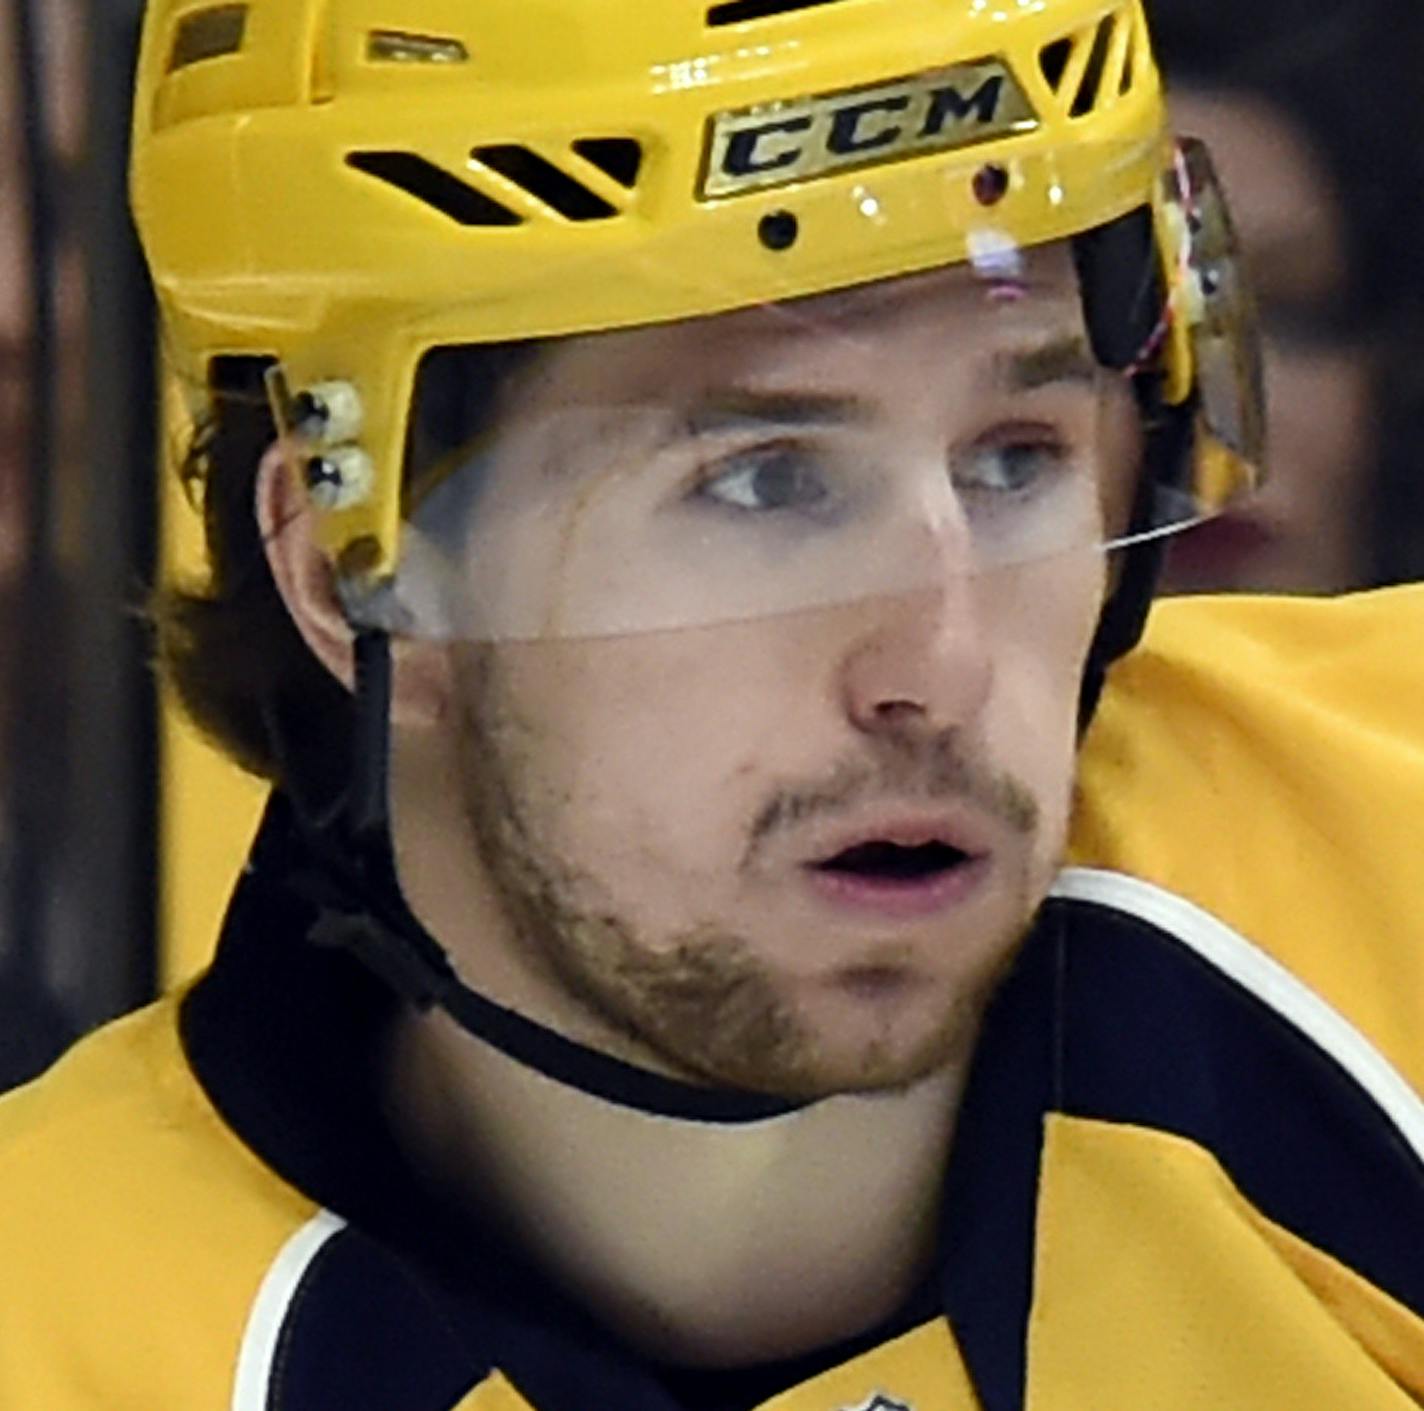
top-left (819, 841), bottom-right (967, 879)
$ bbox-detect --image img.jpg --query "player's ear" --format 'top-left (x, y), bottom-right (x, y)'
top-left (256, 444), bottom-right (454, 729)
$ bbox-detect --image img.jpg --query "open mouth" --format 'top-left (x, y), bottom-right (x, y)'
top-left (799, 822), bottom-right (991, 918)
top-left (813, 840), bottom-right (972, 882)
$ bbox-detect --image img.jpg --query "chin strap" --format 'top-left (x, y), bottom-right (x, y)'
top-left (285, 628), bottom-right (462, 1010)
top-left (289, 531), bottom-right (1163, 1108)
top-left (348, 629), bottom-right (395, 844)
top-left (1071, 206), bottom-right (1189, 735)
top-left (289, 627), bottom-right (803, 1122)
top-left (1076, 390), bottom-right (1196, 736)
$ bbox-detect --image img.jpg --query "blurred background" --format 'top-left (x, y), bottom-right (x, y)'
top-left (1151, 0), bottom-right (1424, 594)
top-left (3, 0), bottom-right (159, 1089)
top-left (2, 0), bottom-right (1423, 1092)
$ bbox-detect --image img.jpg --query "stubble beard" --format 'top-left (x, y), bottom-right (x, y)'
top-left (452, 647), bottom-right (1045, 1100)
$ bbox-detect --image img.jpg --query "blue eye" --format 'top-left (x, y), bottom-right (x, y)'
top-left (697, 446), bottom-right (832, 513)
top-left (953, 438), bottom-right (1067, 497)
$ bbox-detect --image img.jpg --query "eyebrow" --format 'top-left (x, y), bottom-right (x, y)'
top-left (673, 331), bottom-right (1098, 441)
top-left (997, 333), bottom-right (1099, 391)
top-left (681, 388), bottom-right (880, 437)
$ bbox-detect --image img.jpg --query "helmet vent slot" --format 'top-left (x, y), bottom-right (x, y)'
top-left (367, 31), bottom-right (470, 64)
top-left (572, 138), bottom-right (644, 189)
top-left (346, 152), bottom-right (524, 226)
top-left (167, 4), bottom-right (248, 73)
top-left (1119, 14), bottom-right (1138, 94)
top-left (1069, 15), bottom-right (1116, 117)
top-left (1038, 38), bottom-right (1072, 91)
top-left (1039, 9), bottom-right (1134, 114)
top-left (471, 145), bottom-right (619, 221)
top-left (707, 0), bottom-right (849, 26)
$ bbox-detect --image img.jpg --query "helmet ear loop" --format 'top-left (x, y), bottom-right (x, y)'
top-left (1071, 208), bottom-right (1180, 734)
top-left (1077, 269), bottom-right (1196, 734)
top-left (258, 619), bottom-right (396, 869)
top-left (283, 620), bottom-right (463, 1012)
top-left (350, 626), bottom-right (395, 848)
top-left (1077, 378), bottom-right (1195, 736)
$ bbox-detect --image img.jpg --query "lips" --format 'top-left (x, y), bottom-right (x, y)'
top-left (800, 816), bottom-right (992, 919)
top-left (813, 838), bottom-right (971, 880)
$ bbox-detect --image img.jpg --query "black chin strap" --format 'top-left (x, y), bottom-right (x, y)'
top-left (1076, 395), bottom-right (1193, 734)
top-left (292, 629), bottom-right (462, 1009)
top-left (1071, 207), bottom-right (1194, 734)
top-left (349, 629), bottom-right (395, 844)
top-left (287, 628), bottom-right (802, 1123)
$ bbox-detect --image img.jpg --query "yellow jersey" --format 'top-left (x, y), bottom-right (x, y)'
top-left (3, 588), bottom-right (1423, 1410)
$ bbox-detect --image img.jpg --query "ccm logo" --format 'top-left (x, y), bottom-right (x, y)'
top-left (702, 60), bottom-right (1037, 198)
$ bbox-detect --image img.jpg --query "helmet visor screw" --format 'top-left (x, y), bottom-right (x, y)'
top-left (292, 380), bottom-right (365, 445)
top-left (758, 210), bottom-right (800, 251)
top-left (304, 446), bottom-right (376, 511)
top-left (305, 456), bottom-right (341, 502)
top-left (973, 163), bottom-right (1010, 207)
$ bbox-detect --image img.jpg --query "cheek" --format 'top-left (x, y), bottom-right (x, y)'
top-left (487, 632), bottom-right (801, 868)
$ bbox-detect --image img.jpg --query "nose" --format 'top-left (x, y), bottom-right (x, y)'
top-left (838, 569), bottom-right (993, 742)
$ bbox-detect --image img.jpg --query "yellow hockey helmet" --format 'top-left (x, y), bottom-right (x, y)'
top-left (132, 0), bottom-right (1261, 619)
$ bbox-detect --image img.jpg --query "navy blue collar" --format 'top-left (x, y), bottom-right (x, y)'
top-left (182, 794), bottom-right (1045, 1409)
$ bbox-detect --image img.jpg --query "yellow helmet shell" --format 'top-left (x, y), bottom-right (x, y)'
top-left (133, 0), bottom-right (1177, 581)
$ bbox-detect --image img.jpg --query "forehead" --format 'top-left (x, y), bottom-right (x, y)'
top-left (505, 242), bottom-right (1087, 415)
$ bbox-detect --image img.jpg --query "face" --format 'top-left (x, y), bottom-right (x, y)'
top-left (1164, 89), bottom-right (1372, 593)
top-left (415, 246), bottom-right (1121, 1099)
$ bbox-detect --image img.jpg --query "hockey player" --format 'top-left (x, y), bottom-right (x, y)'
top-left (2, 1), bottom-right (1422, 1407)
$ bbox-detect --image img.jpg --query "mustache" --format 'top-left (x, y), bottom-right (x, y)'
top-left (745, 732), bottom-right (1038, 860)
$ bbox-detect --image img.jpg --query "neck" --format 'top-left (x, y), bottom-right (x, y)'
top-left (383, 729), bottom-right (972, 1365)
top-left (383, 1008), bottom-right (968, 1367)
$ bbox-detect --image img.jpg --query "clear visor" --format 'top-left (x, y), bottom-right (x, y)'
top-left (393, 347), bottom-right (1137, 643)
top-left (260, 143), bottom-right (1261, 644)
